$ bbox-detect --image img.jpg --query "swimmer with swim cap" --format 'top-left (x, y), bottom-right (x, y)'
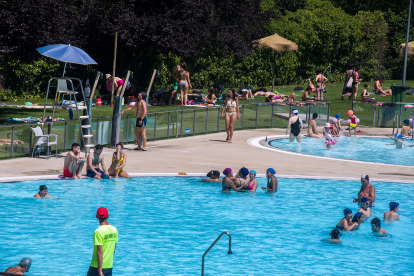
top-left (357, 197), bottom-right (371, 217)
top-left (221, 168), bottom-right (247, 192)
top-left (261, 168), bottom-right (278, 192)
top-left (323, 229), bottom-right (342, 243)
top-left (4, 257), bottom-right (32, 275)
top-left (386, 133), bottom-right (407, 149)
top-left (353, 174), bottom-right (375, 206)
top-left (350, 212), bottom-right (365, 230)
top-left (34, 185), bottom-right (53, 199)
top-left (232, 167), bottom-right (251, 190)
top-left (336, 208), bottom-right (358, 231)
top-left (371, 218), bottom-right (388, 234)
top-left (383, 202), bottom-right (400, 221)
top-left (247, 170), bottom-right (258, 191)
top-left (401, 119), bottom-right (412, 139)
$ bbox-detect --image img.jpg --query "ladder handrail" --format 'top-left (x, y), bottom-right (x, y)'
top-left (201, 232), bottom-right (232, 276)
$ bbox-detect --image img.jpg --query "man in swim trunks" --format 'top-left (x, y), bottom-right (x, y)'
top-left (34, 185), bottom-right (53, 199)
top-left (374, 77), bottom-right (392, 96)
top-left (383, 202), bottom-right (400, 221)
top-left (353, 174), bottom-right (375, 206)
top-left (4, 257), bottom-right (32, 275)
top-left (121, 91), bottom-right (147, 151)
top-left (261, 168), bottom-right (277, 192)
top-left (87, 145), bottom-right (111, 180)
top-left (87, 207), bottom-right (118, 276)
top-left (63, 143), bottom-right (86, 179)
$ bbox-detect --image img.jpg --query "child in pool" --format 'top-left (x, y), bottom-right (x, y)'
top-left (323, 134), bottom-right (336, 149)
top-left (371, 218), bottom-right (388, 235)
top-left (331, 118), bottom-right (340, 137)
top-left (386, 133), bottom-right (407, 149)
top-left (347, 110), bottom-right (359, 137)
top-left (323, 229), bottom-right (342, 243)
top-left (383, 202), bottom-right (400, 221)
top-left (357, 197), bottom-right (371, 217)
top-left (323, 122), bottom-right (331, 136)
top-left (247, 170), bottom-right (258, 191)
top-left (401, 119), bottom-right (412, 139)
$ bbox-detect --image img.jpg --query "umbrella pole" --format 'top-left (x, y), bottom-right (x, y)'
top-left (63, 62), bottom-right (67, 77)
top-left (272, 51), bottom-right (275, 92)
top-left (402, 0), bottom-right (412, 85)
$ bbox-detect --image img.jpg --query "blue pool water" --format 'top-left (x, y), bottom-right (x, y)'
top-left (269, 137), bottom-right (414, 166)
top-left (1, 177), bottom-right (413, 275)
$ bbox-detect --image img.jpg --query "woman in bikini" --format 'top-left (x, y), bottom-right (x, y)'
top-left (222, 168), bottom-right (247, 192)
top-left (351, 67), bottom-right (361, 100)
top-left (307, 78), bottom-right (316, 92)
top-left (302, 87), bottom-right (317, 102)
top-left (178, 64), bottom-right (192, 105)
top-left (108, 142), bottom-right (130, 179)
top-left (315, 69), bottom-right (328, 100)
top-left (220, 89), bottom-right (239, 143)
top-left (307, 113), bottom-right (323, 138)
top-left (286, 109), bottom-right (303, 143)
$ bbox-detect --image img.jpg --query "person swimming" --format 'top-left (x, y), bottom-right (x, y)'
top-left (371, 218), bottom-right (388, 235)
top-left (324, 134), bottom-right (337, 149)
top-left (261, 168), bottom-right (277, 192)
top-left (383, 202), bottom-right (400, 221)
top-left (323, 229), bottom-right (342, 243)
top-left (336, 208), bottom-right (358, 231)
top-left (350, 212), bottom-right (365, 230)
top-left (34, 185), bottom-right (53, 199)
top-left (358, 197), bottom-right (371, 217)
top-left (386, 133), bottom-right (407, 149)
top-left (221, 168), bottom-right (247, 192)
top-left (247, 170), bottom-right (258, 191)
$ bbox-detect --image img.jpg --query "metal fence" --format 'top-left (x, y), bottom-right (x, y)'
top-left (351, 100), bottom-right (414, 131)
top-left (0, 101), bottom-right (331, 159)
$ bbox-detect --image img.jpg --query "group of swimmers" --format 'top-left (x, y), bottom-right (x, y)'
top-left (202, 167), bottom-right (278, 192)
top-left (63, 142), bottom-right (130, 180)
top-left (325, 174), bottom-right (400, 243)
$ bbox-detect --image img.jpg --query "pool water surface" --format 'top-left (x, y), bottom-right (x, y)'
top-left (269, 137), bottom-right (414, 166)
top-left (1, 177), bottom-right (413, 275)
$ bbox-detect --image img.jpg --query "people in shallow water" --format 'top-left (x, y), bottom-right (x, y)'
top-left (34, 185), bottom-right (52, 199)
top-left (221, 168), bottom-right (247, 192)
top-left (4, 257), bottom-right (32, 275)
top-left (336, 208), bottom-right (358, 231)
top-left (324, 229), bottom-right (342, 243)
top-left (358, 197), bottom-right (371, 217)
top-left (247, 170), bottom-right (258, 191)
top-left (383, 202), bottom-right (400, 221)
top-left (307, 113), bottom-right (323, 138)
top-left (232, 167), bottom-right (250, 190)
top-left (286, 109), bottom-right (303, 143)
top-left (202, 170), bottom-right (221, 182)
top-left (386, 133), bottom-right (407, 149)
top-left (261, 168), bottom-right (278, 192)
top-left (350, 212), bottom-right (365, 230)
top-left (353, 174), bottom-right (375, 206)
top-left (371, 218), bottom-right (388, 234)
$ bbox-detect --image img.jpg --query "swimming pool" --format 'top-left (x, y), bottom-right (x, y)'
top-left (1, 177), bottom-right (413, 275)
top-left (269, 137), bottom-right (414, 166)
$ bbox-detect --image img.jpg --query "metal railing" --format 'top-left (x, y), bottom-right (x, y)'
top-left (0, 101), bottom-right (331, 159)
top-left (201, 232), bottom-right (232, 276)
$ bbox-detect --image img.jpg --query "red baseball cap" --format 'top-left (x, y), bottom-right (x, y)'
top-left (96, 207), bottom-right (109, 219)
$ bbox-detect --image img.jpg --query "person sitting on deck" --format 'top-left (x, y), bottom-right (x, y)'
top-left (63, 143), bottom-right (86, 180)
top-left (108, 142), bottom-right (129, 179)
top-left (87, 145), bottom-right (111, 180)
top-left (374, 78), bottom-right (392, 96)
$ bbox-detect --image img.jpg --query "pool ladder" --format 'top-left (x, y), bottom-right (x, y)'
top-left (201, 232), bottom-right (232, 276)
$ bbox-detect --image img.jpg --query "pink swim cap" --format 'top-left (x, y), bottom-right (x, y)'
top-left (347, 110), bottom-right (353, 116)
top-left (332, 118), bottom-right (338, 124)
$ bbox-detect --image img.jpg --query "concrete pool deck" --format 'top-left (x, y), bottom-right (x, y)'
top-left (1, 127), bottom-right (413, 183)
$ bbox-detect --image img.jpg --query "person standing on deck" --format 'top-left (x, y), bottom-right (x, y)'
top-left (87, 207), bottom-right (118, 276)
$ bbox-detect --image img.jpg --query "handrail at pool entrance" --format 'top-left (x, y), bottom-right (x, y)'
top-left (0, 101), bottom-right (331, 159)
top-left (201, 232), bottom-right (232, 276)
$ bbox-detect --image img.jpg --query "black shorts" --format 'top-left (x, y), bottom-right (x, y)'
top-left (86, 266), bottom-right (113, 276)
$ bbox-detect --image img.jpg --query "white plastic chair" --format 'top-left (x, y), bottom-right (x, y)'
top-left (30, 126), bottom-right (58, 159)
top-left (57, 79), bottom-right (77, 103)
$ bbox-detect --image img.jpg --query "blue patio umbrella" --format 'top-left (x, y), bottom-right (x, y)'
top-left (37, 44), bottom-right (97, 76)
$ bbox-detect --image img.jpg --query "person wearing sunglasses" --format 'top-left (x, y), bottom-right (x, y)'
top-left (357, 197), bottom-right (371, 217)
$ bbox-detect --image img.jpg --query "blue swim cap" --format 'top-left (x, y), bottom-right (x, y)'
top-left (395, 133), bottom-right (402, 139)
top-left (267, 168), bottom-right (276, 175)
top-left (250, 170), bottom-right (257, 176)
top-left (361, 197), bottom-right (369, 203)
top-left (335, 113), bottom-right (341, 119)
top-left (389, 202), bottom-right (399, 210)
top-left (354, 212), bottom-right (364, 218)
top-left (240, 168), bottom-right (249, 177)
top-left (292, 109), bottom-right (299, 115)
top-left (404, 119), bottom-right (410, 125)
top-left (343, 208), bottom-right (352, 216)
